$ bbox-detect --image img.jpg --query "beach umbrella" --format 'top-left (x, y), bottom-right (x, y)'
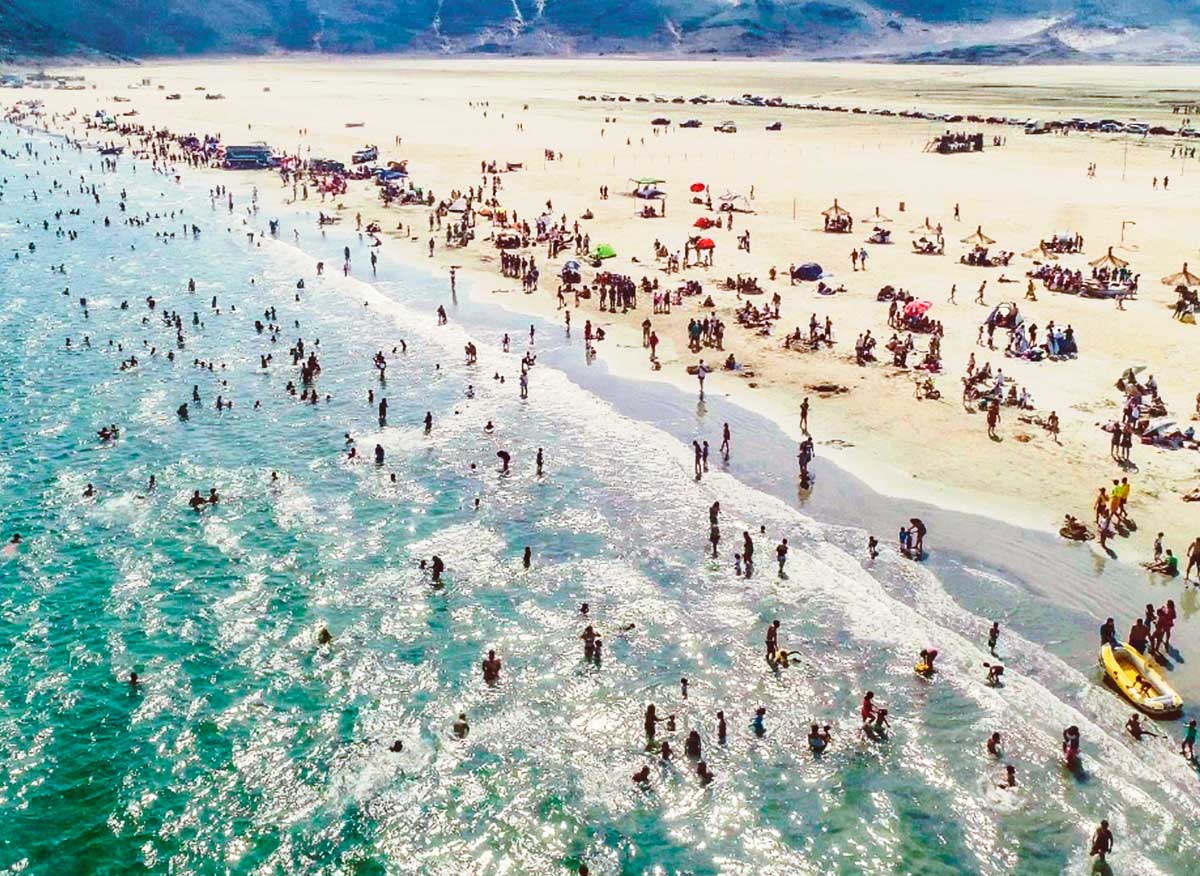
top-left (960, 225), bottom-right (995, 246)
top-left (904, 299), bottom-right (933, 317)
top-left (562, 259), bottom-right (580, 273)
top-left (591, 244), bottom-right (616, 260)
top-left (696, 238), bottom-right (716, 250)
top-left (822, 198), bottom-right (850, 218)
top-left (447, 197), bottom-right (468, 213)
top-left (693, 217), bottom-right (713, 229)
top-left (690, 182), bottom-right (706, 193)
top-left (1161, 262), bottom-right (1200, 287)
top-left (863, 206), bottom-right (892, 222)
top-left (1088, 246), bottom-right (1129, 270)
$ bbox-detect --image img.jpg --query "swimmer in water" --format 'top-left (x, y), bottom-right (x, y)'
top-left (987, 732), bottom-right (1002, 756)
top-left (389, 740), bottom-right (404, 752)
top-left (917, 648), bottom-right (939, 674)
top-left (453, 713), bottom-right (470, 738)
top-left (632, 765), bottom-right (651, 785)
top-left (860, 691), bottom-right (878, 726)
top-left (808, 723), bottom-right (831, 753)
top-left (751, 706), bottom-right (767, 735)
top-left (996, 764), bottom-right (1017, 790)
top-left (482, 649), bottom-right (502, 683)
top-left (644, 704), bottom-right (663, 740)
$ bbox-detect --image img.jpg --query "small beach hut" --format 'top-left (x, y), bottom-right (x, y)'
top-left (822, 199), bottom-right (852, 232)
top-left (1161, 263), bottom-right (1200, 287)
top-left (1088, 246), bottom-right (1129, 271)
top-left (960, 226), bottom-right (995, 246)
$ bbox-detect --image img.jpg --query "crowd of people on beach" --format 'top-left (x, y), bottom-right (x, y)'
top-left (5, 92), bottom-right (1200, 874)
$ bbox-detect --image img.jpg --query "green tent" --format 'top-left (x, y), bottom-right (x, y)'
top-left (630, 177), bottom-right (666, 186)
top-left (591, 244), bottom-right (616, 260)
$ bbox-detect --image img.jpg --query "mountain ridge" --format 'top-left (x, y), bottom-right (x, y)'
top-left (2, 1), bottom-right (1198, 64)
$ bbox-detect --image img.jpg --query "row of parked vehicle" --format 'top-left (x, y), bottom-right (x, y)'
top-left (649, 117), bottom-right (781, 133)
top-left (578, 92), bottom-right (1194, 139)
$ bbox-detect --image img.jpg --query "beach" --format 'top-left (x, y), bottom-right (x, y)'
top-left (25, 57), bottom-right (1200, 556)
top-left (3, 57), bottom-right (1200, 874)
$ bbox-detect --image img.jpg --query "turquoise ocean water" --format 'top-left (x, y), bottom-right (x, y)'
top-left (1, 127), bottom-right (1197, 876)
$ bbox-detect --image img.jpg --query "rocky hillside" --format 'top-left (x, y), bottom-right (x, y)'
top-left (3, 0), bottom-right (1198, 62)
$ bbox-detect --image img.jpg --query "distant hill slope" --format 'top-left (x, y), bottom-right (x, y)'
top-left (3, 1), bottom-right (1199, 63)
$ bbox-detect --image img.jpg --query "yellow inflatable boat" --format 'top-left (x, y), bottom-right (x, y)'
top-left (1099, 642), bottom-right (1183, 718)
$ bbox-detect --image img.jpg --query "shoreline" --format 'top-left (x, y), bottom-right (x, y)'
top-left (17, 56), bottom-right (1200, 568)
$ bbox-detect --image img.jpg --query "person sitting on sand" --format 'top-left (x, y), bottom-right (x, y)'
top-left (1059, 515), bottom-right (1091, 541)
top-left (1146, 549), bottom-right (1179, 577)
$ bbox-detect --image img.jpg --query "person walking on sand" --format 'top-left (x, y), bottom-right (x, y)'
top-left (948, 283), bottom-right (956, 304)
top-left (975, 280), bottom-right (987, 305)
top-left (986, 399), bottom-right (1000, 439)
top-left (851, 249), bottom-right (859, 271)
top-left (800, 397), bottom-right (810, 433)
top-left (696, 359), bottom-right (709, 399)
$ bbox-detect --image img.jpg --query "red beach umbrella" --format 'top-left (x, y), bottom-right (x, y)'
top-left (696, 237), bottom-right (716, 250)
top-left (690, 182), bottom-right (706, 193)
top-left (694, 217), bottom-right (713, 228)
